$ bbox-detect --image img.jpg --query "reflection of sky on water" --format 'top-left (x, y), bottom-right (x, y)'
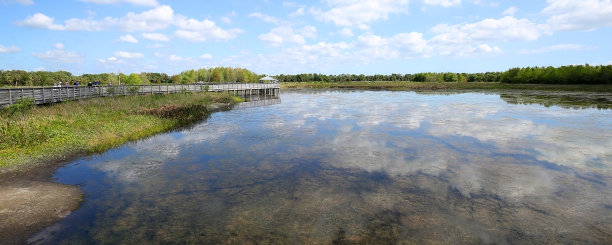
top-left (38, 90), bottom-right (612, 244)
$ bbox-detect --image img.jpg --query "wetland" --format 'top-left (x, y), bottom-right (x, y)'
top-left (27, 90), bottom-right (612, 244)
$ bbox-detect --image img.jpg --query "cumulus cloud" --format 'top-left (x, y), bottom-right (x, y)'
top-left (16, 13), bottom-right (65, 30)
top-left (249, 12), bottom-right (282, 25)
top-left (98, 56), bottom-right (124, 64)
top-left (118, 5), bottom-right (174, 31)
top-left (146, 43), bottom-right (163, 48)
top-left (543, 0), bottom-right (612, 31)
top-left (337, 27), bottom-right (354, 37)
top-left (33, 43), bottom-right (83, 63)
top-left (142, 32), bottom-right (169, 41)
top-left (289, 6), bottom-right (305, 17)
top-left (502, 6), bottom-right (518, 16)
top-left (199, 53), bottom-right (213, 59)
top-left (15, 5), bottom-right (242, 42)
top-left (300, 25), bottom-right (317, 38)
top-left (0, 44), bottom-right (21, 53)
top-left (422, 0), bottom-right (462, 7)
top-left (311, 0), bottom-right (410, 28)
top-left (78, 0), bottom-right (158, 6)
top-left (431, 16), bottom-right (544, 43)
top-left (258, 26), bottom-right (307, 46)
top-left (118, 34), bottom-right (138, 43)
top-left (16, 5), bottom-right (172, 31)
top-left (114, 51), bottom-right (144, 58)
top-left (174, 16), bottom-right (243, 42)
top-left (355, 32), bottom-right (432, 59)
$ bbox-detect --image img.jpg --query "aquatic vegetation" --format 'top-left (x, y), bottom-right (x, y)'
top-left (0, 92), bottom-right (241, 172)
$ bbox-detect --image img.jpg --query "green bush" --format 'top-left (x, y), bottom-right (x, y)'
top-left (106, 86), bottom-right (116, 95)
top-left (1, 97), bottom-right (35, 117)
top-left (127, 86), bottom-right (140, 95)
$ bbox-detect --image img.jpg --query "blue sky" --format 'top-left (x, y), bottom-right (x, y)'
top-left (0, 0), bottom-right (611, 75)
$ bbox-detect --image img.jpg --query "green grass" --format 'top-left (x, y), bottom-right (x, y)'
top-left (0, 92), bottom-right (243, 172)
top-left (281, 81), bottom-right (612, 92)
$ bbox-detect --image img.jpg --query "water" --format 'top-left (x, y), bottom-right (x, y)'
top-left (32, 90), bottom-right (612, 244)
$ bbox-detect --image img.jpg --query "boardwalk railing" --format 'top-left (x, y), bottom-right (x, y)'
top-left (0, 83), bottom-right (280, 107)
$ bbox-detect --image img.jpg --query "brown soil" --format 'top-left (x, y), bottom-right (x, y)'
top-left (0, 176), bottom-right (82, 245)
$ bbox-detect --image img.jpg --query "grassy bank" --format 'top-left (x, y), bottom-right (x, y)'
top-left (0, 92), bottom-right (243, 172)
top-left (281, 81), bottom-right (612, 92)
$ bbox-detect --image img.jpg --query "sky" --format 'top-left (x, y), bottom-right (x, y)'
top-left (0, 0), bottom-right (611, 76)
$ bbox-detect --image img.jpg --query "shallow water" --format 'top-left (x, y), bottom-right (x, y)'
top-left (32, 90), bottom-right (612, 244)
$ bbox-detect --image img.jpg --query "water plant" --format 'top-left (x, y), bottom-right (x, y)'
top-left (0, 92), bottom-right (242, 172)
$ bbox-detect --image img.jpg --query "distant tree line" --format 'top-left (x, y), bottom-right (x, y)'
top-left (274, 72), bottom-right (502, 83)
top-left (0, 67), bottom-right (260, 87)
top-left (2, 64), bottom-right (611, 87)
top-left (499, 64), bottom-right (612, 84)
top-left (174, 67), bottom-right (259, 84)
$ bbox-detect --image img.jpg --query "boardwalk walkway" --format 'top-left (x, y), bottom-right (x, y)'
top-left (0, 83), bottom-right (280, 107)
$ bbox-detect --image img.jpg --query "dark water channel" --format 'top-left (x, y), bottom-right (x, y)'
top-left (32, 90), bottom-right (612, 244)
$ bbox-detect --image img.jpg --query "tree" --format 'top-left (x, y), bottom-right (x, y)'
top-left (123, 73), bottom-right (142, 85)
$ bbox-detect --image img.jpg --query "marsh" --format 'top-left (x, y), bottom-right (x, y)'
top-left (31, 90), bottom-right (612, 244)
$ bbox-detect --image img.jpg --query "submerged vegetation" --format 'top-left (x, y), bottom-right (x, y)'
top-left (0, 92), bottom-right (243, 171)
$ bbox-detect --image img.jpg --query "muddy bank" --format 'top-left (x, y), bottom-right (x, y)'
top-left (0, 176), bottom-right (82, 245)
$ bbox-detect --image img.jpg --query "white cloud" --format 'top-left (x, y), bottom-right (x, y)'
top-left (174, 30), bottom-right (205, 41)
top-left (118, 34), bottom-right (138, 43)
top-left (337, 27), bottom-right (354, 37)
top-left (16, 13), bottom-right (65, 30)
top-left (33, 43), bottom-right (83, 63)
top-left (300, 25), bottom-right (317, 39)
top-left (0, 44), bottom-right (21, 53)
top-left (258, 26), bottom-right (306, 46)
top-left (15, 5), bottom-right (241, 43)
top-left (431, 16), bottom-right (544, 43)
top-left (142, 32), bottom-right (169, 41)
top-left (118, 5), bottom-right (174, 32)
top-left (1, 0), bottom-right (33, 5)
top-left (199, 54), bottom-right (213, 59)
top-left (146, 43), bottom-right (163, 48)
top-left (78, 0), bottom-right (158, 6)
top-left (114, 51), bottom-right (144, 58)
top-left (289, 7), bottom-right (305, 17)
top-left (543, 0), bottom-right (612, 31)
top-left (520, 44), bottom-right (591, 54)
top-left (502, 6), bottom-right (518, 16)
top-left (355, 32), bottom-right (432, 59)
top-left (220, 11), bottom-right (236, 24)
top-left (98, 56), bottom-right (124, 64)
top-left (311, 0), bottom-right (410, 27)
top-left (422, 0), bottom-right (462, 7)
top-left (174, 16), bottom-right (243, 42)
top-left (249, 12), bottom-right (282, 25)
top-left (16, 5), bottom-right (173, 32)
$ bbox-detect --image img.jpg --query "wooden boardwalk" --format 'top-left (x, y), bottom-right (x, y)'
top-left (0, 83), bottom-right (280, 107)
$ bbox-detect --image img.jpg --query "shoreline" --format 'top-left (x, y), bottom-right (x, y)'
top-left (0, 93), bottom-right (242, 244)
top-left (281, 81), bottom-right (612, 92)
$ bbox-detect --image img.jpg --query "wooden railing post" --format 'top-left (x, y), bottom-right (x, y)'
top-left (8, 89), bottom-right (12, 105)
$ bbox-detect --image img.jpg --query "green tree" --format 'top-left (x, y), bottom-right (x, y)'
top-left (123, 73), bottom-right (143, 85)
